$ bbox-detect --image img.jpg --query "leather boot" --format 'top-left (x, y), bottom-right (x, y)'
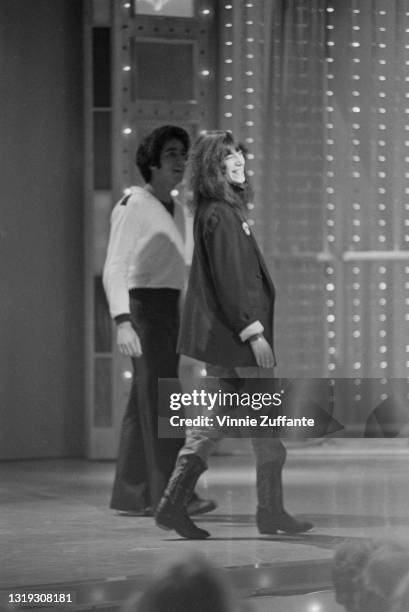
top-left (256, 461), bottom-right (313, 535)
top-left (155, 454), bottom-right (211, 539)
top-left (187, 492), bottom-right (217, 516)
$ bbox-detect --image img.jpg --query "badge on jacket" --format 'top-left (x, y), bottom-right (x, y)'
top-left (242, 221), bottom-right (251, 236)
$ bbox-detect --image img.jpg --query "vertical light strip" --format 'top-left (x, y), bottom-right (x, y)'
top-left (350, 0), bottom-right (363, 379)
top-left (244, 1), bottom-right (256, 225)
top-left (222, 3), bottom-right (234, 128)
top-left (325, 4), bottom-right (336, 373)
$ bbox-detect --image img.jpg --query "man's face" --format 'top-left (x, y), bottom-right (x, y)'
top-left (151, 138), bottom-right (188, 189)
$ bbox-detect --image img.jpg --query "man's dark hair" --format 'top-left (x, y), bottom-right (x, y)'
top-left (136, 125), bottom-right (190, 183)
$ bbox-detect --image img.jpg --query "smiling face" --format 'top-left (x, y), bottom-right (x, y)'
top-left (151, 138), bottom-right (188, 189)
top-left (223, 146), bottom-right (246, 185)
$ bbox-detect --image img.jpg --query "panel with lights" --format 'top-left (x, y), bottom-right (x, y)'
top-left (326, 0), bottom-right (409, 390)
top-left (116, 0), bottom-right (217, 192)
top-left (219, 0), bottom-right (327, 377)
top-left (84, 0), bottom-right (217, 457)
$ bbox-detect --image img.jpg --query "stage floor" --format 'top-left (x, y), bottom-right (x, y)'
top-left (2, 440), bottom-right (409, 610)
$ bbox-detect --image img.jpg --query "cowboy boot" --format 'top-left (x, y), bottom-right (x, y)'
top-left (155, 454), bottom-right (211, 539)
top-left (187, 492), bottom-right (217, 516)
top-left (256, 461), bottom-right (313, 534)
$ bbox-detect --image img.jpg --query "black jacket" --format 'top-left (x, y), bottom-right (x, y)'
top-left (178, 200), bottom-right (276, 367)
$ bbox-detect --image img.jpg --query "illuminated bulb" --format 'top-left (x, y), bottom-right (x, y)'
top-left (123, 65), bottom-right (131, 71)
top-left (201, 69), bottom-right (210, 76)
top-left (123, 370), bottom-right (132, 380)
top-left (201, 8), bottom-right (211, 15)
top-left (170, 189), bottom-right (179, 197)
top-left (123, 127), bottom-right (132, 134)
top-left (200, 368), bottom-right (207, 376)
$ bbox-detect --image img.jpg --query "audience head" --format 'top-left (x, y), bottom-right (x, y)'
top-left (123, 554), bottom-right (241, 612)
top-left (332, 539), bottom-right (378, 612)
top-left (357, 539), bottom-right (409, 612)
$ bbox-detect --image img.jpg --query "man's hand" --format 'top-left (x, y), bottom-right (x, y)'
top-left (116, 321), bottom-right (142, 357)
top-left (249, 335), bottom-right (274, 368)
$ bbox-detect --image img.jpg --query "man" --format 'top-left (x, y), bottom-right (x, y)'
top-left (103, 125), bottom-right (215, 516)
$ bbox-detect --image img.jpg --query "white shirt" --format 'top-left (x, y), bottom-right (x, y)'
top-left (103, 186), bottom-right (186, 320)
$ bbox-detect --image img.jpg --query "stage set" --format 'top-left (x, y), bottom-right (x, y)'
top-left (2, 0), bottom-right (409, 610)
top-left (2, 441), bottom-right (409, 611)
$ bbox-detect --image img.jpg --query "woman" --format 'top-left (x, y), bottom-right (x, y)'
top-left (155, 130), bottom-right (313, 539)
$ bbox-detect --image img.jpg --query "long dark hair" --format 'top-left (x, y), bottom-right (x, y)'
top-left (188, 130), bottom-right (252, 212)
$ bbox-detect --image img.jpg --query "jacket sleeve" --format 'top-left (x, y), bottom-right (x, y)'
top-left (103, 199), bottom-right (140, 320)
top-left (202, 206), bottom-right (264, 339)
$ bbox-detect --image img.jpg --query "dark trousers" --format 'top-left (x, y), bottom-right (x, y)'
top-left (110, 289), bottom-right (183, 511)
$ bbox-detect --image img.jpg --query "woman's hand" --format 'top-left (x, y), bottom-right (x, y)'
top-left (249, 335), bottom-right (275, 368)
top-left (116, 322), bottom-right (143, 357)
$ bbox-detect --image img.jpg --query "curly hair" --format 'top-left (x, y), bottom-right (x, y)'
top-left (136, 125), bottom-right (190, 183)
top-left (188, 130), bottom-right (252, 212)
